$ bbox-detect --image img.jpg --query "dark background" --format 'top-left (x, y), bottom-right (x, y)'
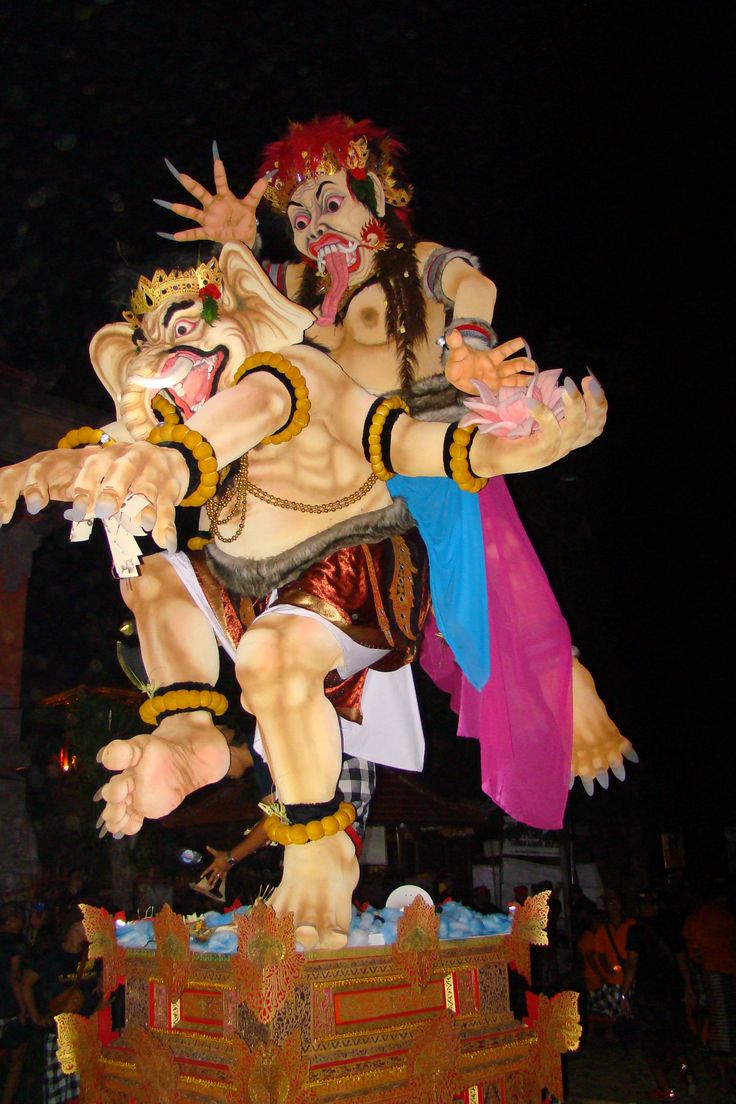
top-left (0, 2), bottom-right (727, 859)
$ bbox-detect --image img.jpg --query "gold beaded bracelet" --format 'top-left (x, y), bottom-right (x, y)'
top-left (152, 393), bottom-right (182, 425)
top-left (443, 423), bottom-right (488, 493)
top-left (364, 395), bottom-right (410, 481)
top-left (139, 685), bottom-right (228, 726)
top-left (146, 422), bottom-right (220, 508)
top-left (262, 801), bottom-right (357, 846)
top-left (57, 426), bottom-right (116, 449)
top-left (232, 352), bottom-right (311, 445)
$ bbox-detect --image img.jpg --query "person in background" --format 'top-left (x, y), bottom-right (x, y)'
top-left (621, 889), bottom-right (697, 1101)
top-left (21, 907), bottom-right (103, 1104)
top-left (472, 885), bottom-right (500, 915)
top-left (577, 909), bottom-right (611, 1037)
top-left (0, 903), bottom-right (29, 1104)
top-left (589, 889), bottom-right (635, 1031)
top-left (24, 902), bottom-right (49, 954)
top-left (682, 881), bottom-right (736, 1095)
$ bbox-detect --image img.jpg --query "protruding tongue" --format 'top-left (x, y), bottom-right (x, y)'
top-left (316, 249), bottom-right (350, 326)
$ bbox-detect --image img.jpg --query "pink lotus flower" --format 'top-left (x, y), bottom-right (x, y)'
top-left (459, 369), bottom-right (566, 438)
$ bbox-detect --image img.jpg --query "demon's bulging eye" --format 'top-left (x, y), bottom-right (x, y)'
top-left (174, 318), bottom-right (197, 338)
top-left (324, 195), bottom-right (344, 214)
top-left (292, 213), bottom-right (310, 231)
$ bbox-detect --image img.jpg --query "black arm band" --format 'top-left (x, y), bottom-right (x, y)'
top-left (157, 440), bottom-right (201, 498)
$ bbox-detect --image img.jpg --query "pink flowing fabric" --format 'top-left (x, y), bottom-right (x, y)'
top-left (420, 477), bottom-right (572, 829)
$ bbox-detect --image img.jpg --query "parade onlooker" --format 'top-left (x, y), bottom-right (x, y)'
top-left (622, 889), bottom-right (697, 1100)
top-left (0, 903), bottom-right (29, 1104)
top-left (21, 907), bottom-right (102, 1104)
top-left (683, 882), bottom-right (736, 1094)
top-left (594, 890), bottom-right (635, 1009)
top-left (25, 902), bottom-right (50, 955)
top-left (577, 909), bottom-right (613, 1036)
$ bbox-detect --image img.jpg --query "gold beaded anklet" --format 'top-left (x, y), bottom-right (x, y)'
top-left (443, 422), bottom-right (488, 493)
top-left (262, 802), bottom-right (357, 846)
top-left (139, 685), bottom-right (228, 726)
top-left (57, 426), bottom-right (116, 449)
top-left (146, 422), bottom-right (220, 508)
top-left (363, 395), bottom-right (410, 481)
top-left (232, 352), bottom-right (311, 445)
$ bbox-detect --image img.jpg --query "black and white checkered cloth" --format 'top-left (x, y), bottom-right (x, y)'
top-left (588, 982), bottom-right (623, 1018)
top-left (338, 755), bottom-right (376, 838)
top-left (43, 1029), bottom-right (79, 1104)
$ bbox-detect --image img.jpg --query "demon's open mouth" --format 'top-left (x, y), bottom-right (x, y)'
top-left (131, 345), bottom-right (229, 421)
top-left (309, 234), bottom-right (361, 276)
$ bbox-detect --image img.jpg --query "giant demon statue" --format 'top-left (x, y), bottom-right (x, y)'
top-left (0, 235), bottom-right (605, 947)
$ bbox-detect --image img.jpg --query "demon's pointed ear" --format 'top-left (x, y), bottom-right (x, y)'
top-left (219, 243), bottom-right (314, 350)
top-left (89, 323), bottom-right (137, 421)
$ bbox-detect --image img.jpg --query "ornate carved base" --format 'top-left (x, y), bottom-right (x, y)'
top-left (58, 896), bottom-right (579, 1102)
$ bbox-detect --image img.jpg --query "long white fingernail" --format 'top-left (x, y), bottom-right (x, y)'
top-left (164, 157), bottom-right (181, 180)
top-left (563, 377), bottom-right (578, 397)
top-left (589, 379), bottom-right (604, 400)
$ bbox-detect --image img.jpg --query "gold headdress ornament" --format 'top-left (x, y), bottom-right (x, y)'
top-left (260, 116), bottom-right (412, 213)
top-left (123, 257), bottom-right (223, 328)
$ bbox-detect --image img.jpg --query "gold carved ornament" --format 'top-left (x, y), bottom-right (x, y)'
top-left (405, 1009), bottom-right (461, 1104)
top-left (504, 889), bottom-right (550, 985)
top-left (126, 1025), bottom-right (184, 1104)
top-left (123, 257), bottom-right (223, 328)
top-left (80, 903), bottom-right (127, 1000)
top-left (152, 903), bottom-right (192, 1003)
top-left (391, 895), bottom-right (440, 993)
top-left (55, 1013), bottom-right (103, 1104)
top-left (233, 901), bottom-right (305, 1025)
top-left (229, 1030), bottom-right (313, 1104)
top-left (523, 990), bottom-right (582, 1102)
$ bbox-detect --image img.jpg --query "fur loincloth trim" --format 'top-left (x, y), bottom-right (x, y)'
top-left (205, 497), bottom-right (414, 598)
top-left (381, 372), bottom-right (465, 422)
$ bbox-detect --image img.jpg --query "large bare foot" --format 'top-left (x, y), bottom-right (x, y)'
top-left (95, 712), bottom-right (230, 835)
top-left (269, 831), bottom-right (359, 952)
top-left (571, 658), bottom-right (638, 794)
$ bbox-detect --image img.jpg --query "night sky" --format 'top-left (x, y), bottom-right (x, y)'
top-left (1, 4), bottom-right (727, 836)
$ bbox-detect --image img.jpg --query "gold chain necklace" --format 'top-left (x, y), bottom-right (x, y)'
top-left (205, 455), bottom-right (377, 542)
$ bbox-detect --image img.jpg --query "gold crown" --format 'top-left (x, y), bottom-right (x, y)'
top-left (123, 257), bottom-right (223, 327)
top-left (264, 137), bottom-right (371, 212)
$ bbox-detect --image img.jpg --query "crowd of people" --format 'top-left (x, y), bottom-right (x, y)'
top-left (0, 888), bottom-right (118, 1104)
top-left (571, 880), bottom-right (736, 1100)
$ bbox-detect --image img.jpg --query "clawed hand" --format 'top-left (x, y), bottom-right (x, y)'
top-left (469, 374), bottom-right (607, 478)
top-left (445, 333), bottom-right (535, 394)
top-left (155, 144), bottom-right (269, 248)
top-left (0, 442), bottom-right (189, 551)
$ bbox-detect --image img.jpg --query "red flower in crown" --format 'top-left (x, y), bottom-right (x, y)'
top-left (199, 283), bottom-right (221, 301)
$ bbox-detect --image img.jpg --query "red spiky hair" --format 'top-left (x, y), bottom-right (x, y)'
top-left (259, 115), bottom-right (412, 216)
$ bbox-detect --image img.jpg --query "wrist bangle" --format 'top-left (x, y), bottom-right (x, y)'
top-left (57, 426), bottom-right (115, 449)
top-left (146, 422), bottom-right (220, 507)
top-left (442, 422), bottom-right (487, 493)
top-left (226, 851), bottom-right (236, 867)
